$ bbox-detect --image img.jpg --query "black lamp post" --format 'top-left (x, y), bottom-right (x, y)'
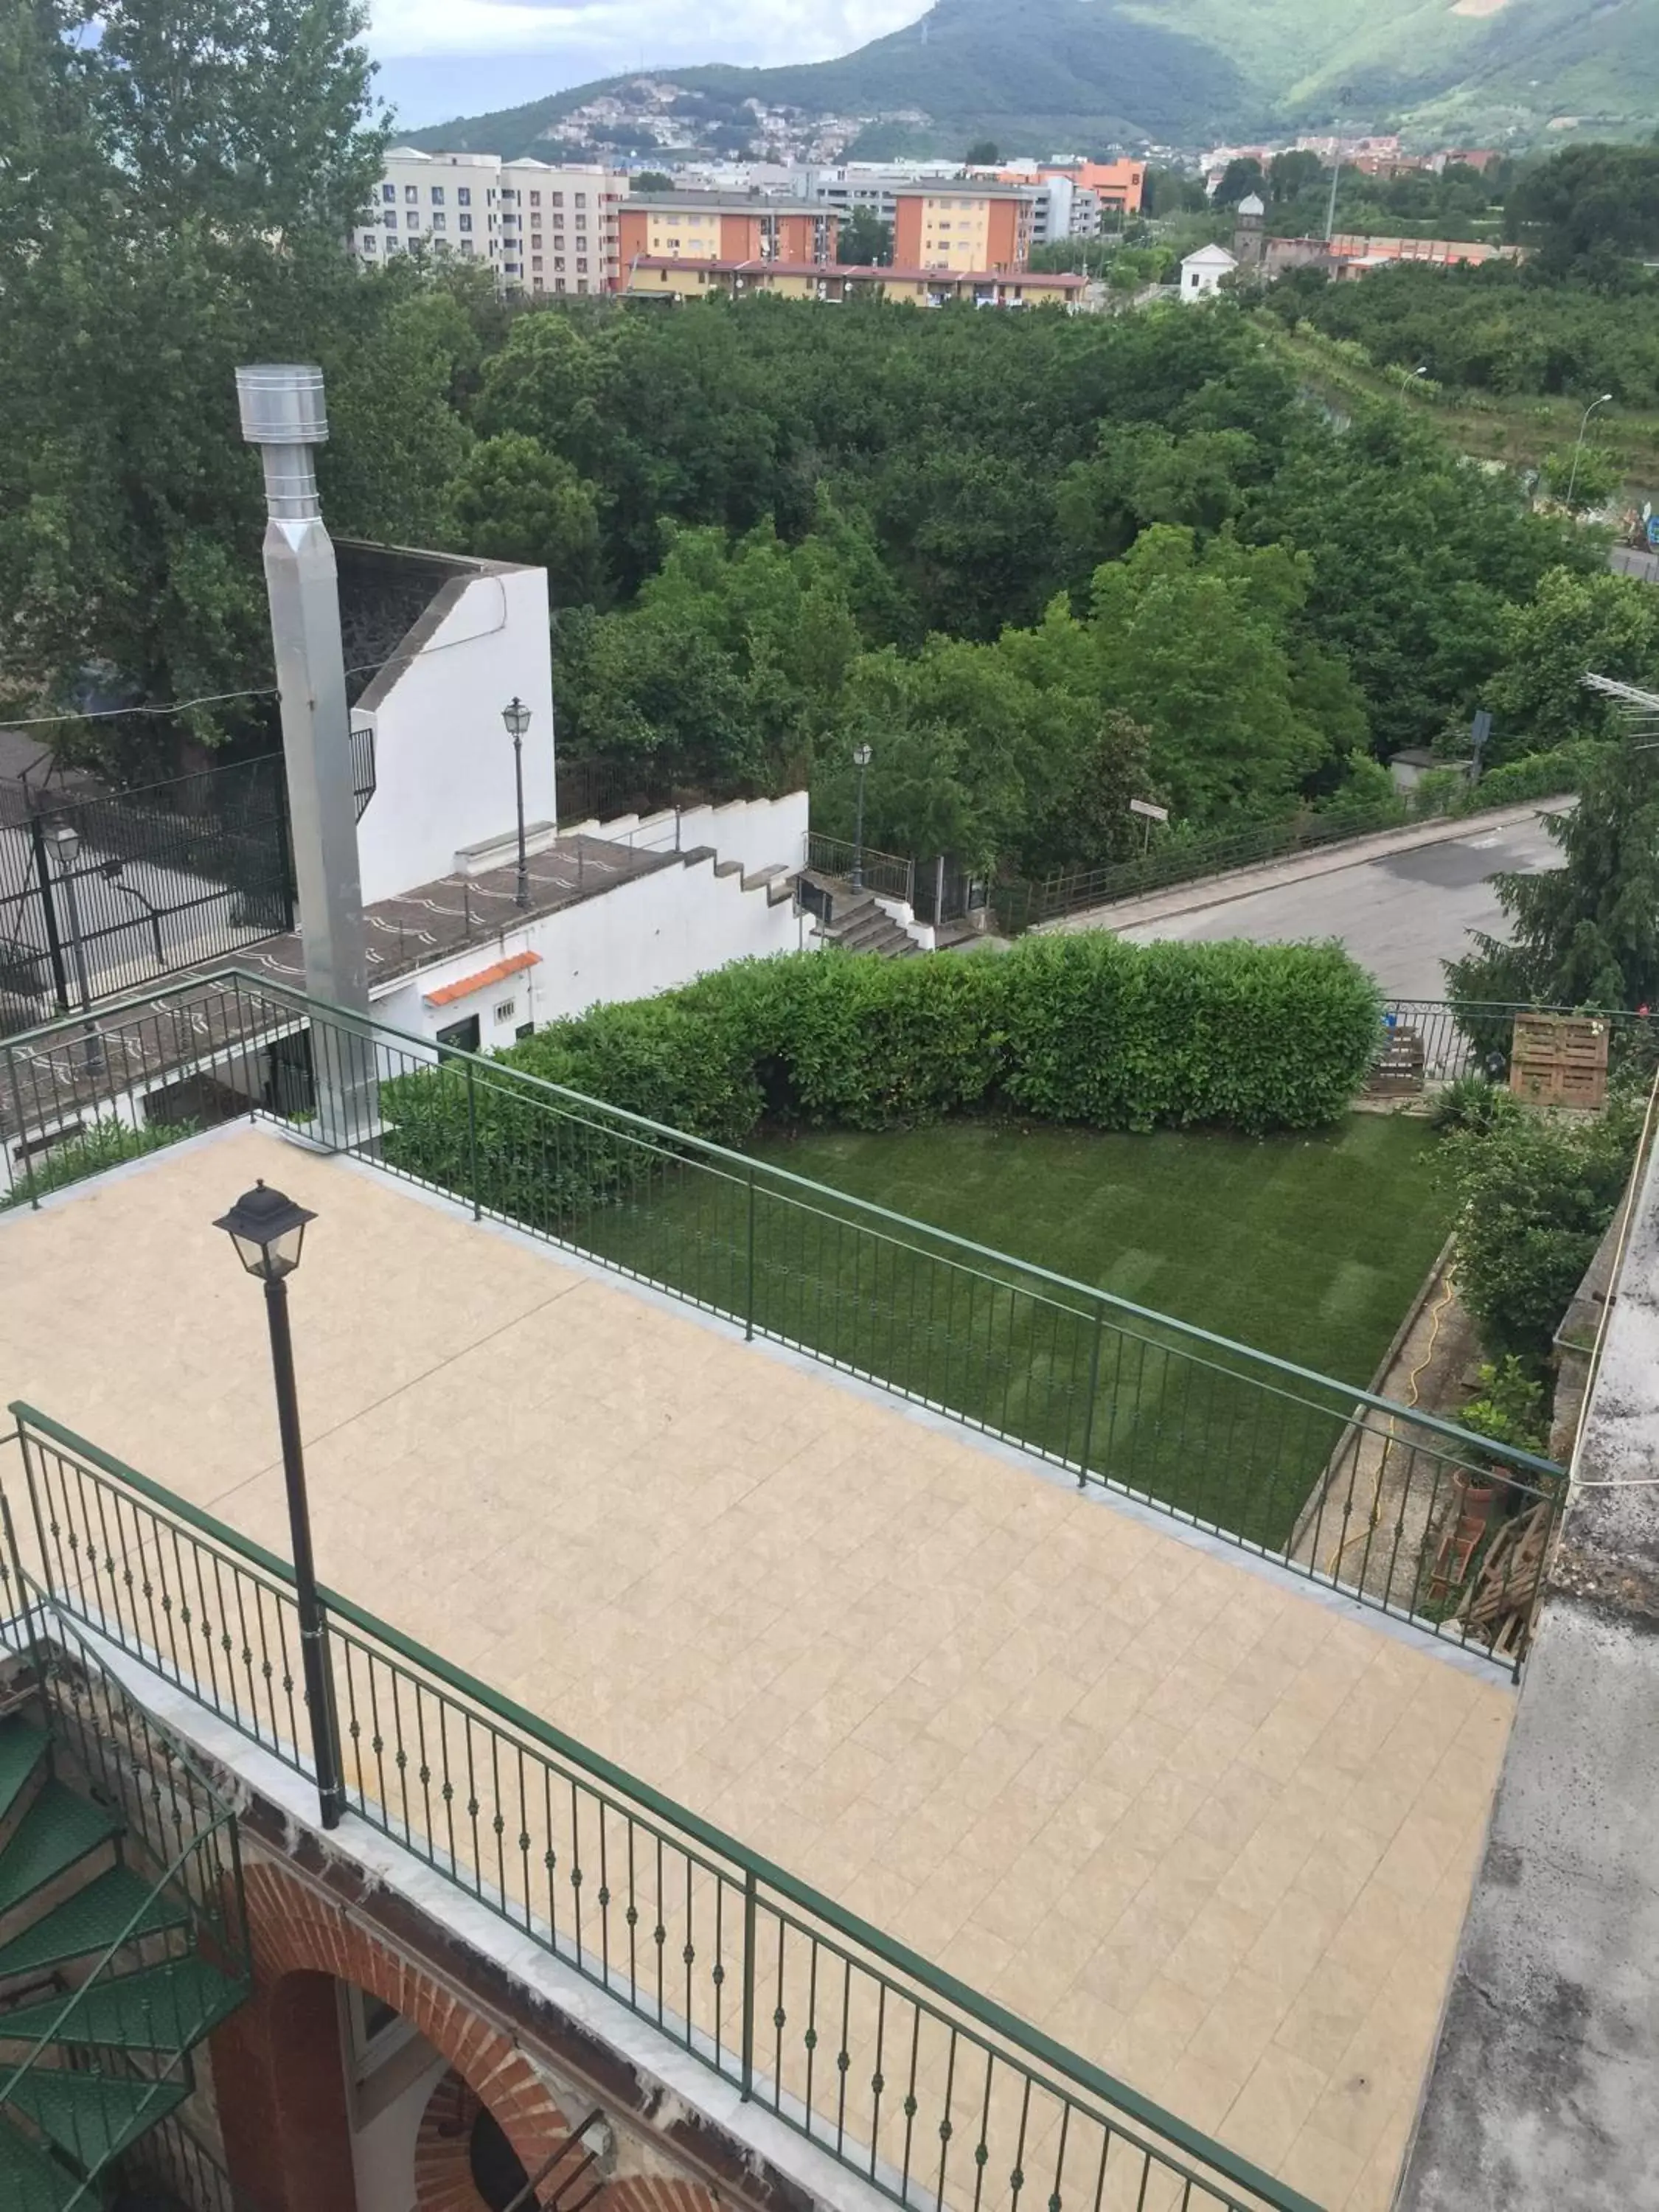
top-left (52, 823), bottom-right (102, 1074)
top-left (214, 1178), bottom-right (345, 1829)
top-left (852, 743), bottom-right (872, 892)
top-left (502, 696), bottom-right (532, 909)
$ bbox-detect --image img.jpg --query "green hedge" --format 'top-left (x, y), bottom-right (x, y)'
top-left (380, 939), bottom-right (1382, 1208)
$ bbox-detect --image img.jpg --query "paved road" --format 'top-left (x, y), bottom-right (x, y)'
top-left (1610, 545), bottom-right (1659, 584)
top-left (1117, 813), bottom-right (1563, 999)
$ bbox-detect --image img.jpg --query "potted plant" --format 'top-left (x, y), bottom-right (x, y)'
top-left (1455, 1357), bottom-right (1549, 1517)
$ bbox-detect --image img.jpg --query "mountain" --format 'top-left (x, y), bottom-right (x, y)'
top-left (402, 0), bottom-right (1659, 161)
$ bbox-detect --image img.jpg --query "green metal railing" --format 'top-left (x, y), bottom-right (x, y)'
top-left (0, 1509), bottom-right (250, 2202)
top-left (7, 1404), bottom-right (1319, 2212)
top-left (0, 970), bottom-right (1568, 1655)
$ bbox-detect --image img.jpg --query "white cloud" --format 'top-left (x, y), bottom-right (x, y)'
top-left (366, 0), bottom-right (922, 68)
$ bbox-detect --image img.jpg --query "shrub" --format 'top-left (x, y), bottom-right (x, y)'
top-left (1430, 1076), bottom-right (1522, 1135)
top-left (2, 1116), bottom-right (195, 1210)
top-left (377, 941), bottom-right (1385, 1222)
top-left (1457, 1357), bottom-right (1548, 1458)
top-left (1447, 1099), bottom-right (1641, 1360)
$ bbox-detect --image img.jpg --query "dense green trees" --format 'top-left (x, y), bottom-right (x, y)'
top-left (3, 6), bottom-right (1641, 897)
top-left (837, 209), bottom-right (894, 266)
top-left (0, 0), bottom-right (489, 753)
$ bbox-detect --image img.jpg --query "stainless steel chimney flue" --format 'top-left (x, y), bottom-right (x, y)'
top-left (237, 363), bottom-right (369, 1039)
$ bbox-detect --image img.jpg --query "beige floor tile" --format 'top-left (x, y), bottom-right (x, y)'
top-left (0, 1130), bottom-right (1521, 2212)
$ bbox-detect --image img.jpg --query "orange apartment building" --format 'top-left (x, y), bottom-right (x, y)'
top-left (891, 184), bottom-right (1035, 273)
top-left (972, 159), bottom-right (1147, 216)
top-left (617, 195), bottom-right (838, 268)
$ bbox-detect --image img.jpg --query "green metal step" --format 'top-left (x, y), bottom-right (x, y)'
top-left (0, 1785), bottom-right (119, 1919)
top-left (0, 2112), bottom-right (80, 2212)
top-left (4, 2065), bottom-right (187, 2170)
top-left (0, 1868), bottom-right (187, 1981)
top-left (0, 1720), bottom-right (49, 1831)
top-left (0, 1955), bottom-right (244, 2053)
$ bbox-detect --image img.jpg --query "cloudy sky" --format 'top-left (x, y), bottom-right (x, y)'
top-left (367, 0), bottom-right (927, 126)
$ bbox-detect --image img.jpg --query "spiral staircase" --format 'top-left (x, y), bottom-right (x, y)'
top-left (0, 1604), bottom-right (251, 2210)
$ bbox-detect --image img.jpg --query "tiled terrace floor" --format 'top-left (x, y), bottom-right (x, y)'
top-left (0, 1127), bottom-right (1512, 2211)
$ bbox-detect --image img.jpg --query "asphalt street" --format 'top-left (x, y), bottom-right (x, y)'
top-left (1118, 813), bottom-right (1564, 999)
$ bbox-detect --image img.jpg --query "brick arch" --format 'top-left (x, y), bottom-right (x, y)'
top-left (239, 1857), bottom-right (571, 2187)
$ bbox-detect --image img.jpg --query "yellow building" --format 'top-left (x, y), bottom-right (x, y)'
top-left (626, 257), bottom-right (1086, 310)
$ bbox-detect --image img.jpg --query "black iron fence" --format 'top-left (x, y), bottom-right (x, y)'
top-left (0, 755), bottom-right (294, 1026)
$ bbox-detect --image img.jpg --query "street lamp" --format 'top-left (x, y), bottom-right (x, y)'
top-left (214, 1179), bottom-right (345, 1830)
top-left (52, 822), bottom-right (102, 1074)
top-left (501, 696), bottom-right (532, 910)
top-left (852, 743), bottom-right (872, 892)
top-left (1399, 364), bottom-right (1429, 407)
top-left (1566, 393), bottom-right (1615, 511)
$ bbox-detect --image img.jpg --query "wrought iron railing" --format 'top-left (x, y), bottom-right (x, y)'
top-left (7, 1405), bottom-right (1319, 2212)
top-left (1, 971), bottom-right (1568, 1656)
top-left (802, 834), bottom-right (916, 908)
top-left (1378, 999), bottom-right (1655, 1085)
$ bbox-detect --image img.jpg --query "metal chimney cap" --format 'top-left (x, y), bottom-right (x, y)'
top-left (235, 364), bottom-right (329, 447)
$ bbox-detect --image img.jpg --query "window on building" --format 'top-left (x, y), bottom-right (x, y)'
top-left (555, 277), bottom-right (566, 291)
top-left (575, 192), bottom-right (587, 206)
top-left (577, 257), bottom-right (588, 274)
top-left (458, 186), bottom-right (471, 205)
top-left (501, 187), bottom-right (516, 202)
top-left (361, 234), bottom-right (377, 251)
top-left (382, 210), bottom-right (395, 228)
top-left (553, 212), bottom-right (564, 229)
top-left (529, 190), bottom-right (540, 205)
top-left (461, 240), bottom-right (473, 255)
top-left (459, 212), bottom-right (472, 232)
top-left (404, 184), bottom-right (417, 201)
top-left (551, 191), bottom-right (563, 206)
top-left (385, 237), bottom-right (402, 252)
top-left (431, 187), bottom-right (445, 205)
top-left (577, 278), bottom-right (588, 292)
top-left (381, 182), bottom-right (395, 203)
top-left (530, 232), bottom-right (542, 248)
top-left (554, 255), bottom-right (565, 271)
top-left (532, 254), bottom-right (543, 269)
top-left (532, 276), bottom-right (544, 292)
top-left (431, 212), bottom-right (445, 229)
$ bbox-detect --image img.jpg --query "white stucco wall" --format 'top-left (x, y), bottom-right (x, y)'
top-left (370, 850), bottom-right (813, 1046)
top-left (355, 563), bottom-right (555, 907)
top-left (568, 793), bottom-right (809, 882)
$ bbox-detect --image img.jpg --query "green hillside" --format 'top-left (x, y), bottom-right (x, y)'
top-left (406, 0), bottom-right (1659, 157)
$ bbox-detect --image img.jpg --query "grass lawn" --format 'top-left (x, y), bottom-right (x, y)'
top-left (747, 1114), bottom-right (1453, 1389)
top-left (570, 1112), bottom-right (1454, 1552)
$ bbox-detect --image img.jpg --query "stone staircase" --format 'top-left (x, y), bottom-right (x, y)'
top-left (708, 855), bottom-right (797, 907)
top-left (814, 891), bottom-right (924, 958)
top-left (0, 1666), bottom-right (249, 2209)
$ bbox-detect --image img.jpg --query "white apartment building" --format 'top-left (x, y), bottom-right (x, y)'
top-left (790, 161), bottom-right (1097, 251)
top-left (356, 147), bottom-right (627, 295)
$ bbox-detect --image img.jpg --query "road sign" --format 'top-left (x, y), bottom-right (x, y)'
top-left (1128, 799), bottom-right (1169, 822)
top-left (1648, 515), bottom-right (1659, 550)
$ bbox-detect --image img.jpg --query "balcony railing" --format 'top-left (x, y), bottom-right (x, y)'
top-left (6, 1405), bottom-right (1319, 2212)
top-left (1, 970), bottom-right (1567, 1666)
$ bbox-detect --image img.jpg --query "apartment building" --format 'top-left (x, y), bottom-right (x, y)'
top-left (616, 193), bottom-right (838, 270)
top-left (892, 184), bottom-right (1037, 274)
top-left (356, 147), bottom-right (627, 294)
top-left (625, 257), bottom-right (1088, 308)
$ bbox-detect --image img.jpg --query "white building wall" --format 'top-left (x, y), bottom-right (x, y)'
top-left (354, 563), bottom-right (554, 908)
top-left (349, 2050), bottom-right (449, 2212)
top-left (356, 147), bottom-right (625, 294)
top-left (370, 846), bottom-right (813, 1046)
top-left (563, 793), bottom-right (809, 884)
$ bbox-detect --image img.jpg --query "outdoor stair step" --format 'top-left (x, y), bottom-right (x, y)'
top-left (713, 859), bottom-right (742, 876)
top-left (0, 2112), bottom-right (79, 2212)
top-left (0, 1717), bottom-right (49, 1840)
top-left (4, 2063), bottom-right (187, 2170)
top-left (741, 863), bottom-right (785, 891)
top-left (0, 1955), bottom-right (243, 2053)
top-left (0, 1868), bottom-right (188, 1980)
top-left (0, 1786), bottom-right (119, 1920)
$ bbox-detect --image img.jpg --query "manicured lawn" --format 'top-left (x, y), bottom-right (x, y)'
top-left (579, 1113), bottom-right (1453, 1551)
top-left (747, 1114), bottom-right (1453, 1389)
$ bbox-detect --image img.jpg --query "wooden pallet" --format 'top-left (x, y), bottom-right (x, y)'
top-left (1458, 1498), bottom-right (1555, 1658)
